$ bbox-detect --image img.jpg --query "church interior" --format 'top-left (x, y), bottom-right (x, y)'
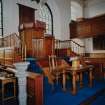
top-left (0, 0), bottom-right (105, 105)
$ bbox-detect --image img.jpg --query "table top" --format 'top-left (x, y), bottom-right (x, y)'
top-left (66, 65), bottom-right (94, 72)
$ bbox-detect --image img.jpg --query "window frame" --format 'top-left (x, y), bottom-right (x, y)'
top-left (39, 3), bottom-right (53, 36)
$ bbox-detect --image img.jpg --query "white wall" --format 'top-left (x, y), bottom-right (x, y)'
top-left (3, 0), bottom-right (38, 36)
top-left (53, 0), bottom-right (71, 40)
top-left (84, 38), bottom-right (93, 53)
top-left (71, 0), bottom-right (83, 20)
top-left (84, 0), bottom-right (105, 18)
top-left (84, 0), bottom-right (105, 53)
top-left (2, 0), bottom-right (71, 40)
top-left (3, 0), bottom-right (19, 36)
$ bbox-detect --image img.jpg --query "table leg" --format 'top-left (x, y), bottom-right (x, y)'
top-left (62, 70), bottom-right (66, 91)
top-left (13, 79), bottom-right (16, 97)
top-left (71, 71), bottom-right (77, 95)
top-left (80, 72), bottom-right (83, 88)
top-left (89, 69), bottom-right (93, 87)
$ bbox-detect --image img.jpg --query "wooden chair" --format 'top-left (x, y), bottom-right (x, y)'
top-left (48, 55), bottom-right (69, 91)
top-left (49, 55), bottom-right (60, 83)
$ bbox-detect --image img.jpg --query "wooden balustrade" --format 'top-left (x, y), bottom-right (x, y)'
top-left (55, 39), bottom-right (85, 57)
top-left (0, 33), bottom-right (22, 65)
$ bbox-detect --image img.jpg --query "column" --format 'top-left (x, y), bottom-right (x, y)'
top-left (14, 62), bottom-right (30, 105)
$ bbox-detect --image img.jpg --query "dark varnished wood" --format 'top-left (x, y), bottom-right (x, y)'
top-left (27, 72), bottom-right (43, 105)
top-left (63, 65), bottom-right (94, 95)
top-left (85, 57), bottom-right (105, 80)
top-left (70, 14), bottom-right (105, 38)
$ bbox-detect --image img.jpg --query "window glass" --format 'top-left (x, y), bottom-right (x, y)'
top-left (39, 4), bottom-right (52, 35)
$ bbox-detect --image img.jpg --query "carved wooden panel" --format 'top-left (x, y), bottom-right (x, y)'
top-left (77, 20), bottom-right (91, 37)
top-left (70, 14), bottom-right (105, 38)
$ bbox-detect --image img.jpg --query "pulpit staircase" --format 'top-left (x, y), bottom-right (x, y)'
top-left (0, 32), bottom-right (86, 67)
top-left (54, 39), bottom-right (85, 57)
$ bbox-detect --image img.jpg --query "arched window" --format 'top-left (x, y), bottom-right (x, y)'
top-left (39, 3), bottom-right (53, 35)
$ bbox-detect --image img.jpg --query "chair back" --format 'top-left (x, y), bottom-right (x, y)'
top-left (49, 55), bottom-right (58, 72)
